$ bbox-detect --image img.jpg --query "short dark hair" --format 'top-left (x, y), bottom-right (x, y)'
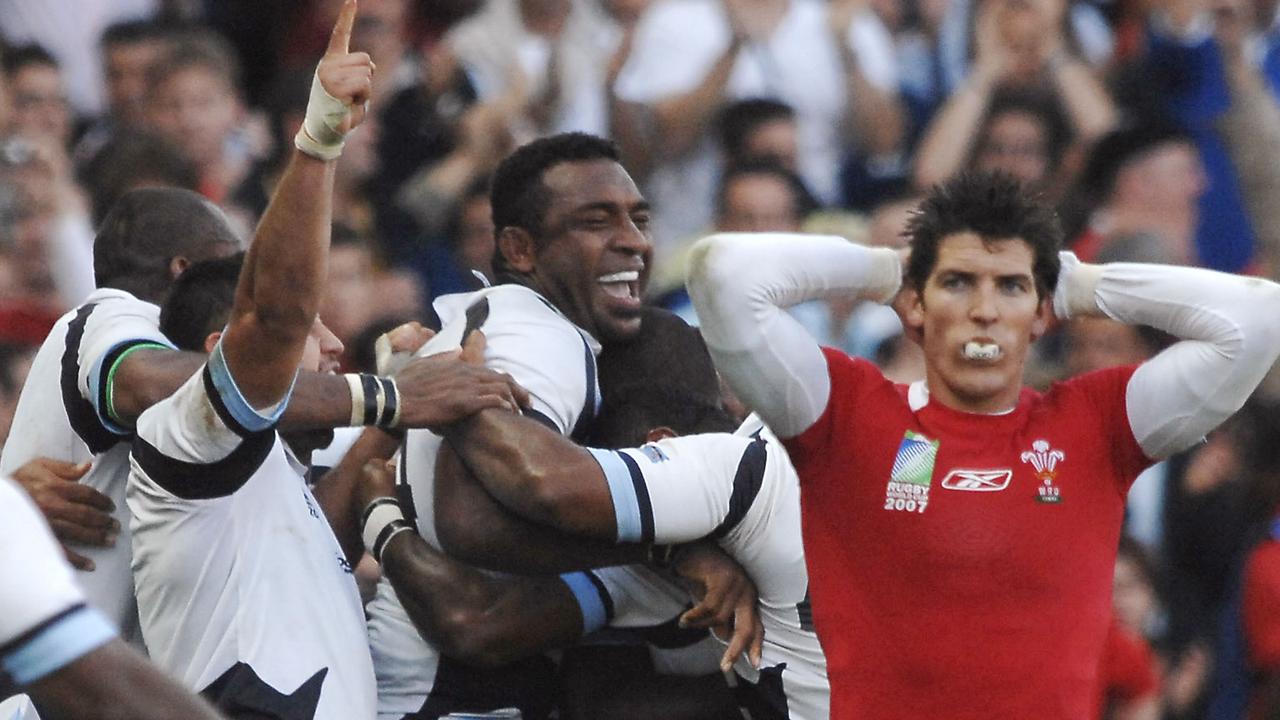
top-left (93, 187), bottom-right (240, 302)
top-left (148, 30), bottom-right (241, 94)
top-left (81, 129), bottom-right (199, 224)
top-left (160, 253), bottom-right (244, 351)
top-left (716, 159), bottom-right (818, 223)
top-left (1082, 120), bottom-right (1192, 204)
top-left (489, 133), bottom-right (620, 278)
top-left (586, 307), bottom-right (735, 449)
top-left (905, 171), bottom-right (1062, 298)
top-left (977, 86), bottom-right (1071, 173)
top-left (2, 44), bottom-right (58, 77)
top-left (100, 19), bottom-right (168, 49)
top-left (717, 98), bottom-right (795, 162)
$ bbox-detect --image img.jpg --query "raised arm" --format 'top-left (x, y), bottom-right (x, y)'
top-left (686, 233), bottom-right (901, 438)
top-left (1055, 253), bottom-right (1280, 458)
top-left (220, 0), bottom-right (371, 409)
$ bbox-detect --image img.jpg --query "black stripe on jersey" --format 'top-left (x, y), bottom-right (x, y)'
top-left (583, 570), bottom-right (616, 622)
top-left (0, 603), bottom-right (85, 660)
top-left (624, 613), bottom-right (713, 650)
top-left (734, 663), bottom-right (791, 720)
top-left (460, 296), bottom-right (491, 347)
top-left (201, 366), bottom-right (283, 439)
top-left (396, 445), bottom-right (418, 524)
top-left (131, 430), bottom-right (275, 500)
top-left (522, 408), bottom-right (559, 432)
top-left (61, 304), bottom-right (120, 454)
top-left (200, 662), bottom-right (326, 719)
top-left (710, 438), bottom-right (768, 540)
top-left (569, 335), bottom-right (597, 443)
top-left (617, 452), bottom-right (654, 543)
top-left (406, 653), bottom-right (558, 720)
top-left (796, 588), bottom-right (814, 633)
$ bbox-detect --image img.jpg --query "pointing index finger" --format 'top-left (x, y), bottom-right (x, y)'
top-left (328, 0), bottom-right (358, 55)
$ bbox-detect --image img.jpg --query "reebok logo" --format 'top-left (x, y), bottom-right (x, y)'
top-left (941, 469), bottom-right (1012, 492)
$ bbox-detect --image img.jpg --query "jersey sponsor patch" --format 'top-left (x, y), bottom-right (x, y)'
top-left (885, 431), bottom-right (937, 514)
top-left (941, 469), bottom-right (1012, 492)
top-left (1020, 439), bottom-right (1065, 504)
top-left (639, 444), bottom-right (669, 463)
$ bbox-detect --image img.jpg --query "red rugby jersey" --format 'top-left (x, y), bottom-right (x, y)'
top-left (783, 349), bottom-right (1152, 720)
top-left (1243, 520), bottom-right (1280, 720)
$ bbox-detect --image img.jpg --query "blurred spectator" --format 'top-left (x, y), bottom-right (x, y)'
top-left (447, 0), bottom-right (637, 139)
top-left (441, 176), bottom-right (496, 286)
top-left (144, 32), bottom-right (249, 207)
top-left (717, 97), bottom-right (800, 171)
top-left (913, 0), bottom-right (1115, 197)
top-left (2, 44), bottom-right (72, 148)
top-left (322, 223), bottom-right (379, 351)
top-left (1240, 401), bottom-right (1280, 720)
top-left (0, 341), bottom-right (36, 451)
top-left (1074, 123), bottom-right (1205, 265)
top-left (1098, 616), bottom-right (1161, 720)
top-left (613, 0), bottom-right (901, 254)
top-left (0, 0), bottom-right (155, 116)
top-left (74, 20), bottom-right (172, 165)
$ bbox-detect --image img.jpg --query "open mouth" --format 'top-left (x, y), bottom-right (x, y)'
top-left (598, 270), bottom-right (641, 304)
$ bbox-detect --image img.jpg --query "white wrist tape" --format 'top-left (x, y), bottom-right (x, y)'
top-left (375, 333), bottom-right (415, 377)
top-left (362, 497), bottom-right (412, 562)
top-left (343, 373), bottom-right (402, 428)
top-left (1053, 251), bottom-right (1105, 320)
top-left (294, 70), bottom-right (352, 161)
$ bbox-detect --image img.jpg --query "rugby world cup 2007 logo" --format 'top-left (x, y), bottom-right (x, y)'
top-left (884, 430), bottom-right (938, 514)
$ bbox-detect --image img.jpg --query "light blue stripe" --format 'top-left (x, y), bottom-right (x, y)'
top-left (208, 339), bottom-right (293, 432)
top-left (560, 572), bottom-right (607, 634)
top-left (87, 338), bottom-right (176, 434)
top-left (3, 607), bottom-right (115, 685)
top-left (588, 448), bottom-right (641, 543)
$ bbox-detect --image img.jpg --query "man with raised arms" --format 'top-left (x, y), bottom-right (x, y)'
top-left (685, 171), bottom-right (1280, 719)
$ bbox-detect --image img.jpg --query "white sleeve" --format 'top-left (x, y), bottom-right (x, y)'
top-left (48, 212), bottom-right (97, 309)
top-left (0, 478), bottom-right (116, 686)
top-left (134, 340), bottom-right (288, 467)
top-left (686, 233), bottom-right (902, 438)
top-left (1055, 253), bottom-right (1280, 459)
top-left (587, 564), bottom-right (695, 629)
top-left (77, 298), bottom-right (175, 434)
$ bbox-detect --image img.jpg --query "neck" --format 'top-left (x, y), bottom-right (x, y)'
top-left (922, 369), bottom-right (1021, 415)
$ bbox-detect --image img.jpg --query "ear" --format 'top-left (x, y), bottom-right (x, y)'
top-left (645, 426), bottom-right (677, 443)
top-left (899, 286), bottom-right (926, 346)
top-left (170, 256), bottom-right (190, 279)
top-left (202, 330), bottom-right (223, 354)
top-left (497, 227), bottom-right (537, 274)
top-left (1030, 297), bottom-right (1052, 340)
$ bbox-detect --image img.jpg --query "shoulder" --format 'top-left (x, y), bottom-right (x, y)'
top-left (1036, 365), bottom-right (1139, 412)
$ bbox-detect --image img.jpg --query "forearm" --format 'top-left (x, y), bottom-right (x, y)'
top-left (277, 371), bottom-right (355, 431)
top-left (109, 350), bottom-right (206, 424)
top-left (652, 38), bottom-right (740, 157)
top-left (440, 409), bottom-right (614, 538)
top-left (686, 233), bottom-right (900, 437)
top-left (312, 428), bottom-right (401, 562)
top-left (222, 151), bottom-right (336, 406)
top-left (840, 44), bottom-right (905, 156)
top-left (1050, 58), bottom-right (1117, 141)
top-left (913, 70), bottom-right (995, 188)
top-left (381, 530), bottom-right (584, 668)
top-left (434, 443), bottom-right (646, 573)
top-left (1056, 253), bottom-right (1280, 457)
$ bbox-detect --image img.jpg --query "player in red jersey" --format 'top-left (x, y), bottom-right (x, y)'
top-left (1243, 516), bottom-right (1280, 719)
top-left (686, 171), bottom-right (1280, 719)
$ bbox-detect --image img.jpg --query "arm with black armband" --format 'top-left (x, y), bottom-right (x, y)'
top-left (1053, 252), bottom-right (1280, 459)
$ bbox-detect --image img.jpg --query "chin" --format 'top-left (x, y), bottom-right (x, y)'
top-left (596, 313), bottom-right (644, 343)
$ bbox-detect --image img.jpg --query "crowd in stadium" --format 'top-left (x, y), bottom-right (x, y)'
top-left (1, 0), bottom-right (1280, 718)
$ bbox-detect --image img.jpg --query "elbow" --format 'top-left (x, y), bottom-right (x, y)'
top-left (434, 608), bottom-right (520, 669)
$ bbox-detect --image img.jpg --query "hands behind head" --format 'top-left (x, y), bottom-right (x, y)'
top-left (670, 540), bottom-right (765, 673)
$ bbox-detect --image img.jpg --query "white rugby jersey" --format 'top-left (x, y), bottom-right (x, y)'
top-left (367, 283), bottom-right (601, 719)
top-left (586, 417), bottom-right (828, 720)
top-left (0, 477), bottom-right (116, 701)
top-left (0, 288), bottom-right (175, 645)
top-left (128, 343), bottom-right (375, 720)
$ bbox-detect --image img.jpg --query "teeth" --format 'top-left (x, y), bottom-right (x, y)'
top-left (963, 341), bottom-right (1002, 361)
top-left (598, 271), bottom-right (639, 283)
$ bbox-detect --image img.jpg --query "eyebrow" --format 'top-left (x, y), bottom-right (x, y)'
top-left (571, 200), bottom-right (651, 214)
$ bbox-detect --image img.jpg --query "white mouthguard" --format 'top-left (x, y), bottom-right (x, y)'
top-left (963, 341), bottom-right (1002, 361)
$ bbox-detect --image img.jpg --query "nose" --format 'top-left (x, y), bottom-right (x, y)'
top-left (614, 216), bottom-right (653, 260)
top-left (317, 319), bottom-right (345, 358)
top-left (969, 284), bottom-right (999, 324)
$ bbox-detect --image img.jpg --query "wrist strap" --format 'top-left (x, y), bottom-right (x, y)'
top-left (362, 497), bottom-right (413, 562)
top-left (343, 374), bottom-right (402, 428)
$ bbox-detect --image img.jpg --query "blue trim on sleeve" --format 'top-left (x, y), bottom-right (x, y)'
top-left (589, 448), bottom-right (643, 543)
top-left (207, 339), bottom-right (293, 433)
top-left (560, 572), bottom-right (609, 634)
top-left (3, 606), bottom-right (115, 686)
top-left (88, 338), bottom-right (175, 434)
